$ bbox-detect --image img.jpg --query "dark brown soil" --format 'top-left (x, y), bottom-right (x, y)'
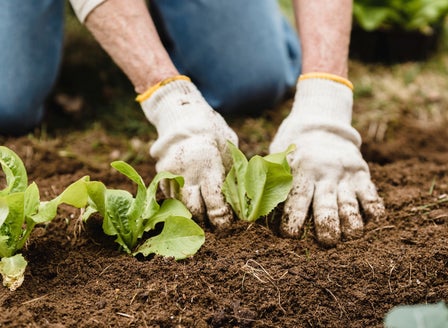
top-left (0, 118), bottom-right (447, 328)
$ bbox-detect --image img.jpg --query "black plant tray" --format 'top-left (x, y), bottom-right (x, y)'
top-left (349, 26), bottom-right (441, 63)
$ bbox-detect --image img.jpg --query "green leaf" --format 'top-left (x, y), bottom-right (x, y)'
top-left (111, 161), bottom-right (146, 187)
top-left (0, 236), bottom-right (10, 260)
top-left (0, 146), bottom-right (28, 195)
top-left (263, 143), bottom-right (295, 167)
top-left (245, 155), bottom-right (293, 221)
top-left (222, 166), bottom-right (244, 219)
top-left (2, 192), bottom-right (26, 256)
top-left (84, 180), bottom-right (107, 217)
top-left (144, 171), bottom-right (185, 220)
top-left (135, 216), bottom-right (205, 260)
top-left (145, 198), bottom-right (192, 230)
top-left (81, 205), bottom-right (98, 222)
top-left (111, 161), bottom-right (147, 242)
top-left (57, 176), bottom-right (90, 208)
top-left (223, 142), bottom-right (294, 222)
top-left (0, 253), bottom-right (27, 291)
top-left (103, 189), bottom-right (134, 253)
top-left (222, 142), bottom-right (250, 220)
top-left (32, 177), bottom-right (90, 224)
top-left (384, 302), bottom-right (448, 328)
top-left (0, 197), bottom-right (9, 228)
top-left (24, 183), bottom-right (40, 218)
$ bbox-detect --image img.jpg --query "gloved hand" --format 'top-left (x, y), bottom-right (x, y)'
top-left (139, 76), bottom-right (238, 228)
top-left (270, 74), bottom-right (385, 246)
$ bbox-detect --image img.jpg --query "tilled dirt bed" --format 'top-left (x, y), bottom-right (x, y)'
top-left (0, 121), bottom-right (447, 328)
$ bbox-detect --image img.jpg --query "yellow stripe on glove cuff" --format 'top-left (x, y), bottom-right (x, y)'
top-left (136, 75), bottom-right (191, 103)
top-left (299, 72), bottom-right (354, 91)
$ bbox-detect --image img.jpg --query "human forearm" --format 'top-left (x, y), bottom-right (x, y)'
top-left (80, 0), bottom-right (178, 93)
top-left (293, 0), bottom-right (352, 78)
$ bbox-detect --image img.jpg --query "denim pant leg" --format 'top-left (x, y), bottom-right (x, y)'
top-left (151, 0), bottom-right (301, 114)
top-left (0, 1), bottom-right (65, 135)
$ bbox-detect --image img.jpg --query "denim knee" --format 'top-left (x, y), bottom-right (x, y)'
top-left (0, 0), bottom-right (64, 135)
top-left (0, 94), bottom-right (45, 135)
top-left (152, 0), bottom-right (301, 115)
top-left (200, 55), bottom-right (296, 114)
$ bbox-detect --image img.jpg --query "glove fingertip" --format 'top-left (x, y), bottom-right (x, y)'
top-left (314, 214), bottom-right (341, 248)
top-left (355, 180), bottom-right (385, 222)
top-left (180, 186), bottom-right (206, 223)
top-left (279, 211), bottom-right (306, 238)
top-left (316, 229), bottom-right (341, 248)
top-left (338, 200), bottom-right (364, 241)
top-left (279, 181), bottom-right (313, 238)
top-left (361, 197), bottom-right (386, 222)
top-left (342, 219), bottom-right (364, 241)
top-left (207, 203), bottom-right (234, 230)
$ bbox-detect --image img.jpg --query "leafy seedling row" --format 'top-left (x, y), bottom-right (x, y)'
top-left (0, 142), bottom-right (296, 291)
top-left (0, 146), bottom-right (204, 291)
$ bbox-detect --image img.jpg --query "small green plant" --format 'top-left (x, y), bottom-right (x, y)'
top-left (353, 0), bottom-right (448, 33)
top-left (0, 146), bottom-right (87, 291)
top-left (77, 161), bottom-right (205, 259)
top-left (222, 142), bottom-right (294, 222)
top-left (384, 302), bottom-right (448, 328)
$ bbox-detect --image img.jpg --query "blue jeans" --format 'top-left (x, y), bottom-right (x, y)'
top-left (0, 0), bottom-right (301, 134)
top-left (152, 0), bottom-right (301, 114)
top-left (0, 1), bottom-right (65, 135)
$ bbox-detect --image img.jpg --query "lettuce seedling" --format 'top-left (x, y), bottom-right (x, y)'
top-left (78, 161), bottom-right (205, 259)
top-left (222, 142), bottom-right (295, 222)
top-left (0, 146), bottom-right (88, 291)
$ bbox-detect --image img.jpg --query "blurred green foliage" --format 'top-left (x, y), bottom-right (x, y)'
top-left (353, 0), bottom-right (448, 34)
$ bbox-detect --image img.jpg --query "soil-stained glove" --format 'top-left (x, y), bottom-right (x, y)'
top-left (270, 73), bottom-right (385, 246)
top-left (138, 76), bottom-right (238, 228)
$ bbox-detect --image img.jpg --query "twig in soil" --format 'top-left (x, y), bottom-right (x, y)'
top-left (21, 294), bottom-right (48, 305)
top-left (428, 176), bottom-right (437, 195)
top-left (99, 264), bottom-right (113, 276)
top-left (413, 195), bottom-right (448, 212)
top-left (130, 291), bottom-right (139, 306)
top-left (388, 263), bottom-right (396, 293)
top-left (365, 260), bottom-right (375, 279)
top-left (368, 225), bottom-right (396, 234)
top-left (246, 223), bottom-right (255, 231)
top-left (241, 259), bottom-right (287, 314)
top-left (287, 251), bottom-right (302, 259)
top-left (424, 213), bottom-right (448, 222)
top-left (140, 312), bottom-right (150, 328)
top-left (323, 288), bottom-right (348, 319)
top-left (117, 312), bottom-right (134, 319)
top-left (242, 259), bottom-right (273, 284)
top-left (326, 273), bottom-right (342, 288)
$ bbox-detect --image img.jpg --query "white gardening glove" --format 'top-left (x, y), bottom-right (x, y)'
top-left (270, 74), bottom-right (385, 246)
top-left (139, 76), bottom-right (238, 228)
